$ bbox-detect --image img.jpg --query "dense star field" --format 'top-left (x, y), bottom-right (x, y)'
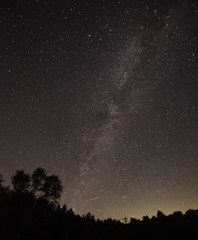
top-left (0, 0), bottom-right (197, 220)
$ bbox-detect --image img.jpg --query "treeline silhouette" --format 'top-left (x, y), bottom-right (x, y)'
top-left (0, 168), bottom-right (197, 240)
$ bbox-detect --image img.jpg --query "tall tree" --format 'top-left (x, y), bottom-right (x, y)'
top-left (0, 174), bottom-right (4, 186)
top-left (0, 174), bottom-right (4, 192)
top-left (42, 174), bottom-right (63, 203)
top-left (11, 170), bottom-right (30, 192)
top-left (31, 167), bottom-right (46, 196)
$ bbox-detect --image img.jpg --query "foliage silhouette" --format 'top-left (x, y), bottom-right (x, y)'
top-left (0, 174), bottom-right (4, 186)
top-left (0, 168), bottom-right (197, 240)
top-left (42, 174), bottom-right (63, 203)
top-left (11, 170), bottom-right (31, 192)
top-left (31, 167), bottom-right (46, 195)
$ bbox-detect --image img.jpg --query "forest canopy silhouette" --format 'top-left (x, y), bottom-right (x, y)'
top-left (0, 168), bottom-right (197, 240)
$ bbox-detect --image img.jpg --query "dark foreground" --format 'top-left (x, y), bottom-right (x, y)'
top-left (0, 169), bottom-right (197, 240)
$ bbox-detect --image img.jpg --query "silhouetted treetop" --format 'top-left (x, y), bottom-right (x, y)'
top-left (0, 168), bottom-right (197, 240)
top-left (42, 174), bottom-right (63, 203)
top-left (31, 167), bottom-right (46, 195)
top-left (11, 170), bottom-right (31, 192)
top-left (9, 168), bottom-right (63, 205)
top-left (157, 210), bottom-right (166, 218)
top-left (0, 174), bottom-right (4, 186)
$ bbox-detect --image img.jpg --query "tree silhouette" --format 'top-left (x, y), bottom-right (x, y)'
top-left (157, 210), bottom-right (166, 218)
top-left (0, 174), bottom-right (4, 188)
top-left (31, 167), bottom-right (46, 196)
top-left (11, 170), bottom-right (30, 192)
top-left (0, 174), bottom-right (6, 194)
top-left (42, 174), bottom-right (63, 203)
top-left (0, 168), bottom-right (198, 240)
top-left (122, 216), bottom-right (128, 224)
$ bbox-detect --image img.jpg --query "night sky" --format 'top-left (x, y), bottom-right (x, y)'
top-left (0, 0), bottom-right (198, 220)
